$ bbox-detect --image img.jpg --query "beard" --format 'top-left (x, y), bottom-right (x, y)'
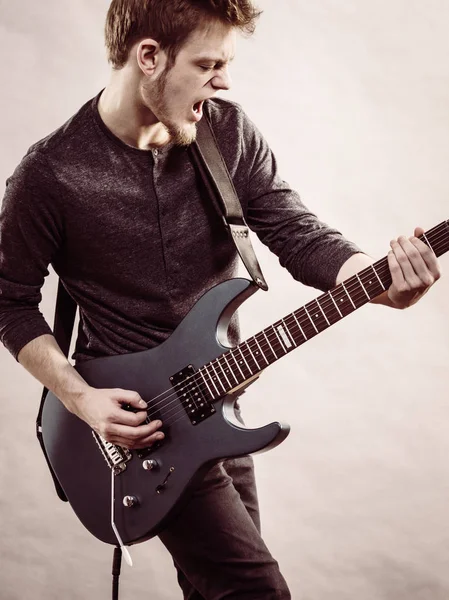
top-left (143, 68), bottom-right (197, 147)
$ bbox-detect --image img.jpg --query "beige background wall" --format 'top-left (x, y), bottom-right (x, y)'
top-left (1, 1), bottom-right (448, 599)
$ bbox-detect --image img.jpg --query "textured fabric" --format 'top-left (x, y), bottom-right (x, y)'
top-left (0, 92), bottom-right (360, 361)
top-left (159, 455), bottom-right (291, 600)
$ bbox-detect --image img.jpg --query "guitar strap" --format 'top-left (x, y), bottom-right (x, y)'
top-left (36, 113), bottom-right (267, 501)
top-left (36, 280), bottom-right (75, 502)
top-left (193, 116), bottom-right (269, 291)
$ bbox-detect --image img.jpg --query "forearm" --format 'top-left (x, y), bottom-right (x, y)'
top-left (336, 253), bottom-right (394, 307)
top-left (17, 334), bottom-right (91, 413)
top-left (17, 333), bottom-right (164, 448)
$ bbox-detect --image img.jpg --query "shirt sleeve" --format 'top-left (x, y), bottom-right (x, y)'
top-left (234, 107), bottom-right (362, 291)
top-left (0, 150), bottom-right (63, 359)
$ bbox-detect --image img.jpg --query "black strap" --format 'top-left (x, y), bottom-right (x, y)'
top-left (36, 281), bottom-right (77, 502)
top-left (194, 116), bottom-right (268, 291)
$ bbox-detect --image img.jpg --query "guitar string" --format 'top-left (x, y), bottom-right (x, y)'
top-left (147, 223), bottom-right (448, 414)
top-left (141, 226), bottom-right (449, 421)
top-left (143, 234), bottom-right (449, 432)
top-left (140, 227), bottom-right (449, 429)
top-left (136, 242), bottom-right (449, 434)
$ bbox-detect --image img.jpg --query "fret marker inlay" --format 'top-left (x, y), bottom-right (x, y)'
top-left (277, 325), bottom-right (293, 349)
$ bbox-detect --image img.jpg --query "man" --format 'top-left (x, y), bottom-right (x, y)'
top-left (0, 0), bottom-right (441, 598)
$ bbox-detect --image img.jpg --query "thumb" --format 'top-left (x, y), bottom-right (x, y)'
top-left (414, 226), bottom-right (425, 237)
top-left (111, 388), bottom-right (147, 410)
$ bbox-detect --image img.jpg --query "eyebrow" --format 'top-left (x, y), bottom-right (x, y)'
top-left (195, 55), bottom-right (235, 65)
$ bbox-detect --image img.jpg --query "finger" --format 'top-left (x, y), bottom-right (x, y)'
top-left (106, 420), bottom-right (164, 442)
top-left (397, 235), bottom-right (436, 286)
top-left (106, 427), bottom-right (165, 450)
top-left (110, 408), bottom-right (148, 427)
top-left (409, 236), bottom-right (441, 281)
top-left (109, 388), bottom-right (147, 411)
top-left (391, 237), bottom-right (426, 287)
top-left (132, 431), bottom-right (166, 450)
top-left (414, 226), bottom-right (425, 238)
top-left (387, 249), bottom-right (406, 288)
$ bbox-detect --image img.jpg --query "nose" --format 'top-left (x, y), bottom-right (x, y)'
top-left (211, 65), bottom-right (232, 91)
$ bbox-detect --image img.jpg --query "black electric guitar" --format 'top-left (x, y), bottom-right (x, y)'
top-left (41, 221), bottom-right (449, 546)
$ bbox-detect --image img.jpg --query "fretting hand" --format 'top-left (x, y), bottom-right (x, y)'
top-left (387, 227), bottom-right (442, 309)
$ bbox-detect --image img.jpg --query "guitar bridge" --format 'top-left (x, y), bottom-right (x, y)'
top-left (92, 431), bottom-right (132, 474)
top-left (170, 365), bottom-right (215, 425)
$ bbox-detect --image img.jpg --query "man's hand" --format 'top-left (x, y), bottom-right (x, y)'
top-left (387, 227), bottom-right (442, 309)
top-left (70, 387), bottom-right (165, 450)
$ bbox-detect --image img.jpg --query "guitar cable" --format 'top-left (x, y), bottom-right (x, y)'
top-left (112, 546), bottom-right (122, 600)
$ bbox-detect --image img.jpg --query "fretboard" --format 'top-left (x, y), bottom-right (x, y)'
top-left (197, 220), bottom-right (449, 401)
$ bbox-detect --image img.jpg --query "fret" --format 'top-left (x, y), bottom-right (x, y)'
top-left (254, 334), bottom-right (270, 366)
top-left (341, 282), bottom-right (356, 309)
top-left (304, 305), bottom-right (319, 333)
top-left (316, 298), bottom-right (331, 326)
top-left (435, 222), bottom-right (449, 254)
top-left (269, 325), bottom-right (286, 355)
top-left (206, 363), bottom-right (221, 396)
top-left (198, 369), bottom-right (216, 400)
top-left (222, 353), bottom-right (239, 386)
top-left (422, 231), bottom-right (432, 250)
top-left (359, 267), bottom-right (385, 299)
top-left (331, 285), bottom-right (356, 317)
top-left (295, 308), bottom-right (317, 339)
top-left (246, 340), bottom-right (262, 371)
top-left (328, 290), bottom-right (343, 318)
top-left (235, 345), bottom-right (254, 378)
top-left (370, 264), bottom-right (385, 291)
top-left (316, 295), bottom-right (340, 326)
top-left (343, 277), bottom-right (367, 309)
top-left (215, 357), bottom-right (232, 389)
top-left (240, 341), bottom-right (259, 373)
top-left (273, 325), bottom-right (289, 354)
top-left (292, 312), bottom-right (308, 342)
top-left (305, 300), bottom-right (329, 333)
top-left (229, 349), bottom-right (246, 379)
top-left (356, 273), bottom-right (371, 300)
top-left (211, 360), bottom-right (228, 394)
top-left (262, 330), bottom-right (278, 361)
top-left (281, 319), bottom-right (297, 347)
top-left (197, 221), bottom-right (448, 396)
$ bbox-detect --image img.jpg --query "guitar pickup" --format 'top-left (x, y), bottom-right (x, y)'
top-left (170, 365), bottom-right (215, 425)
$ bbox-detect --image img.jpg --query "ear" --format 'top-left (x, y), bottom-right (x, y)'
top-left (136, 39), bottom-right (162, 76)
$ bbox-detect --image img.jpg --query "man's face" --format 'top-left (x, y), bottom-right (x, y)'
top-left (141, 19), bottom-right (236, 146)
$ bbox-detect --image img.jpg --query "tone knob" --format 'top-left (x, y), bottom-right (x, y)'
top-left (123, 495), bottom-right (138, 508)
top-left (142, 459), bottom-right (158, 471)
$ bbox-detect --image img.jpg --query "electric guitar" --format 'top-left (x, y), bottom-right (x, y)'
top-left (41, 221), bottom-right (449, 547)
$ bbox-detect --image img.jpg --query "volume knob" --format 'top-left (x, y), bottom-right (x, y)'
top-left (143, 459), bottom-right (159, 471)
top-left (123, 495), bottom-right (138, 508)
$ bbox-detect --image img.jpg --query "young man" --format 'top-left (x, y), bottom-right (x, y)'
top-left (0, 1), bottom-right (441, 598)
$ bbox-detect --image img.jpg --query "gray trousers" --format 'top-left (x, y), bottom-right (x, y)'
top-left (158, 455), bottom-right (291, 599)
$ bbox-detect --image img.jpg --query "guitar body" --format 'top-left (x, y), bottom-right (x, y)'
top-left (39, 218), bottom-right (449, 547)
top-left (41, 278), bottom-right (290, 545)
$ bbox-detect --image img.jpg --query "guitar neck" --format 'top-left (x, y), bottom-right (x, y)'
top-left (198, 221), bottom-right (449, 400)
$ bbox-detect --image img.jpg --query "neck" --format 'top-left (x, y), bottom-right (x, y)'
top-left (98, 69), bottom-right (170, 150)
